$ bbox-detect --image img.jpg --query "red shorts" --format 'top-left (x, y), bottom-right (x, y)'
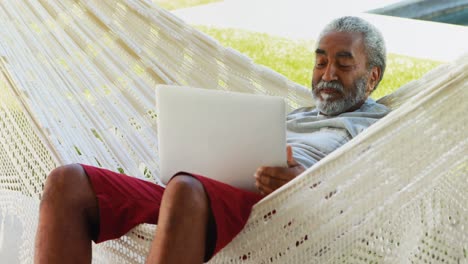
top-left (80, 164), bottom-right (263, 260)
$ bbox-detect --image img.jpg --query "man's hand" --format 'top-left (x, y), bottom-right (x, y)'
top-left (254, 146), bottom-right (305, 195)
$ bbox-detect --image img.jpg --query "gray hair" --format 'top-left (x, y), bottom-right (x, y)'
top-left (318, 16), bottom-right (387, 89)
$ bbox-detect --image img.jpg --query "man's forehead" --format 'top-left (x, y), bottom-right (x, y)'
top-left (315, 49), bottom-right (353, 58)
top-left (316, 31), bottom-right (365, 57)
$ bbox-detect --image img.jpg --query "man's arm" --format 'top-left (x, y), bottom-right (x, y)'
top-left (254, 146), bottom-right (305, 195)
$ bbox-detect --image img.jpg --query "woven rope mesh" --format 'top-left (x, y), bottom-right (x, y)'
top-left (0, 0), bottom-right (466, 263)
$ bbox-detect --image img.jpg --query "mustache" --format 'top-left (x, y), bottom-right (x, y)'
top-left (315, 81), bottom-right (344, 93)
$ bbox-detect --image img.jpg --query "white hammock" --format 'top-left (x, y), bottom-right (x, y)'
top-left (0, 0), bottom-right (466, 263)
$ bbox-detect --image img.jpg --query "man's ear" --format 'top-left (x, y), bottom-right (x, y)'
top-left (366, 66), bottom-right (381, 95)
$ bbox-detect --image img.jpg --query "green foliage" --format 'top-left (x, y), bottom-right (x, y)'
top-left (199, 27), bottom-right (315, 89)
top-left (198, 26), bottom-right (442, 99)
top-left (154, 0), bottom-right (221, 10)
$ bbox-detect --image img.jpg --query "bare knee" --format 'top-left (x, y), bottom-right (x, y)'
top-left (39, 164), bottom-right (99, 240)
top-left (163, 175), bottom-right (211, 216)
top-left (165, 175), bottom-right (206, 202)
top-left (41, 164), bottom-right (95, 209)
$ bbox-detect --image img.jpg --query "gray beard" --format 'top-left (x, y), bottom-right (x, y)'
top-left (312, 76), bottom-right (368, 116)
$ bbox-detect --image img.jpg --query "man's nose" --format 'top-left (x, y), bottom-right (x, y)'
top-left (322, 64), bottom-right (338, 82)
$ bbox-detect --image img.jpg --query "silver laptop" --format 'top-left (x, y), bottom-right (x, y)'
top-left (156, 85), bottom-right (286, 192)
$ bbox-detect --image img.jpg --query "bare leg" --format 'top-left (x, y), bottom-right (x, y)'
top-left (34, 164), bottom-right (99, 264)
top-left (146, 175), bottom-right (212, 264)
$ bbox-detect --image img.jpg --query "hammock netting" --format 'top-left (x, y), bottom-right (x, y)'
top-left (0, 0), bottom-right (466, 263)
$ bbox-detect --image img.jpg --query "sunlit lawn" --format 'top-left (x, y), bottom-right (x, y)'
top-left (199, 27), bottom-right (442, 99)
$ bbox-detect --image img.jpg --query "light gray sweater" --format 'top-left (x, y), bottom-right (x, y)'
top-left (286, 99), bottom-right (390, 168)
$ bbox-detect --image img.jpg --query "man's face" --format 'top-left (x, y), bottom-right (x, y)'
top-left (312, 31), bottom-right (379, 115)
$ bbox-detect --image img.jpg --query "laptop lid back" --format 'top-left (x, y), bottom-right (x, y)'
top-left (156, 85), bottom-right (286, 192)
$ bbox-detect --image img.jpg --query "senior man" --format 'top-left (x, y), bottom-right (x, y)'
top-left (35, 16), bottom-right (390, 264)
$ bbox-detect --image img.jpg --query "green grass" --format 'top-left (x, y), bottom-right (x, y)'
top-left (198, 26), bottom-right (442, 99)
top-left (154, 0), bottom-right (221, 10)
top-left (377, 55), bottom-right (441, 98)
